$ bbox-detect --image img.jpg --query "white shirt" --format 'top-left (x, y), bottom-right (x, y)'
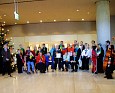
top-left (82, 49), bottom-right (91, 58)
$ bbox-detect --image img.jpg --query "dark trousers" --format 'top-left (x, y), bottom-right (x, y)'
top-left (17, 62), bottom-right (23, 73)
top-left (17, 65), bottom-right (23, 73)
top-left (62, 61), bottom-right (69, 71)
top-left (71, 62), bottom-right (78, 71)
top-left (36, 62), bottom-right (45, 73)
top-left (97, 57), bottom-right (104, 73)
top-left (46, 62), bottom-right (55, 71)
top-left (82, 56), bottom-right (89, 70)
top-left (105, 67), bottom-right (113, 79)
top-left (2, 61), bottom-right (11, 75)
top-left (55, 58), bottom-right (62, 70)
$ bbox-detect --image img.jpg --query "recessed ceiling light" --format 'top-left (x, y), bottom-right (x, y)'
top-left (7, 29), bottom-right (9, 32)
top-left (87, 12), bottom-right (90, 14)
top-left (76, 9), bottom-right (79, 12)
top-left (27, 21), bottom-right (29, 23)
top-left (39, 12), bottom-right (42, 14)
top-left (54, 20), bottom-right (56, 22)
top-left (4, 15), bottom-right (6, 16)
top-left (68, 19), bottom-right (70, 21)
top-left (82, 19), bottom-right (85, 21)
top-left (3, 21), bottom-right (5, 23)
top-left (15, 23), bottom-right (17, 24)
top-left (40, 20), bottom-right (42, 22)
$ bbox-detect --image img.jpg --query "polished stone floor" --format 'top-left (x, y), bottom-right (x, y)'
top-left (0, 70), bottom-right (115, 93)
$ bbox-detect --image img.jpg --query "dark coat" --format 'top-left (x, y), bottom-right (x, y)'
top-left (41, 47), bottom-right (47, 55)
top-left (70, 56), bottom-right (79, 64)
top-left (1, 48), bottom-right (11, 63)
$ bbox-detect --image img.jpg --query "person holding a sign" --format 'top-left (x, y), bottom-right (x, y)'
top-left (54, 45), bottom-right (62, 71)
top-left (62, 52), bottom-right (70, 71)
top-left (81, 44), bottom-right (91, 70)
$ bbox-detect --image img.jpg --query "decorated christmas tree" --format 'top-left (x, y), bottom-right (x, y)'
top-left (0, 22), bottom-right (13, 49)
top-left (0, 22), bottom-right (13, 73)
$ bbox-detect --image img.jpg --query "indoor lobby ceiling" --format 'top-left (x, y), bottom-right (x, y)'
top-left (0, 0), bottom-right (115, 25)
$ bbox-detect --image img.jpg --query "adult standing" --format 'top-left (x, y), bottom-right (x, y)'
top-left (16, 49), bottom-right (24, 73)
top-left (81, 44), bottom-right (91, 70)
top-left (91, 46), bottom-right (97, 73)
top-left (1, 42), bottom-right (12, 76)
top-left (41, 44), bottom-right (47, 55)
top-left (19, 44), bottom-right (26, 57)
top-left (96, 44), bottom-right (104, 73)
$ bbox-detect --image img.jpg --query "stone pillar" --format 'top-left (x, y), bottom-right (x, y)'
top-left (96, 0), bottom-right (110, 48)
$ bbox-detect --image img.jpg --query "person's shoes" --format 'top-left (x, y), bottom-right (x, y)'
top-left (32, 71), bottom-right (34, 74)
top-left (66, 69), bottom-right (68, 72)
top-left (79, 67), bottom-right (82, 69)
top-left (75, 70), bottom-right (78, 72)
top-left (71, 70), bottom-right (74, 72)
top-left (104, 76), bottom-right (107, 78)
top-left (9, 74), bottom-right (13, 77)
top-left (2, 74), bottom-right (5, 76)
top-left (107, 77), bottom-right (113, 79)
top-left (94, 72), bottom-right (98, 74)
top-left (42, 71), bottom-right (46, 73)
top-left (27, 72), bottom-right (31, 74)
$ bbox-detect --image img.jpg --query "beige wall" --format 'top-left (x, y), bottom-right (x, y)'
top-left (6, 21), bottom-right (97, 51)
top-left (11, 34), bottom-right (97, 51)
top-left (5, 16), bottom-right (115, 51)
top-left (111, 16), bottom-right (115, 41)
top-left (7, 21), bottom-right (96, 37)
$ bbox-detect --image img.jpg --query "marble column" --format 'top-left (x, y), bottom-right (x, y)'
top-left (96, 0), bottom-right (110, 47)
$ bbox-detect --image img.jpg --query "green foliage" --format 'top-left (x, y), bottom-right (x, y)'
top-left (0, 23), bottom-right (10, 49)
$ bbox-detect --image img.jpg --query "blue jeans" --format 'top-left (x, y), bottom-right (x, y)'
top-left (27, 61), bottom-right (35, 72)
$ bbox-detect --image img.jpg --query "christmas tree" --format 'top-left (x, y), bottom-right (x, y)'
top-left (0, 22), bottom-right (13, 73)
top-left (0, 22), bottom-right (12, 49)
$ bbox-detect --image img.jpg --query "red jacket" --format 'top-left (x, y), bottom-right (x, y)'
top-left (36, 55), bottom-right (45, 64)
top-left (67, 47), bottom-right (74, 52)
top-left (62, 48), bottom-right (67, 55)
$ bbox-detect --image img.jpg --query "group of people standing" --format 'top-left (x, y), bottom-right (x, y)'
top-left (0, 40), bottom-right (115, 79)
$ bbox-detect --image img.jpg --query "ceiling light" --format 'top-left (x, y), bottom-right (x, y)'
top-left (39, 12), bottom-right (41, 14)
top-left (68, 19), bottom-right (70, 21)
top-left (54, 20), bottom-right (56, 22)
top-left (76, 10), bottom-right (79, 12)
top-left (27, 21), bottom-right (29, 23)
top-left (87, 12), bottom-right (90, 14)
top-left (7, 29), bottom-right (10, 32)
top-left (3, 21), bottom-right (5, 23)
top-left (4, 15), bottom-right (6, 16)
top-left (82, 19), bottom-right (84, 21)
top-left (15, 23), bottom-right (17, 24)
top-left (40, 20), bottom-right (42, 23)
